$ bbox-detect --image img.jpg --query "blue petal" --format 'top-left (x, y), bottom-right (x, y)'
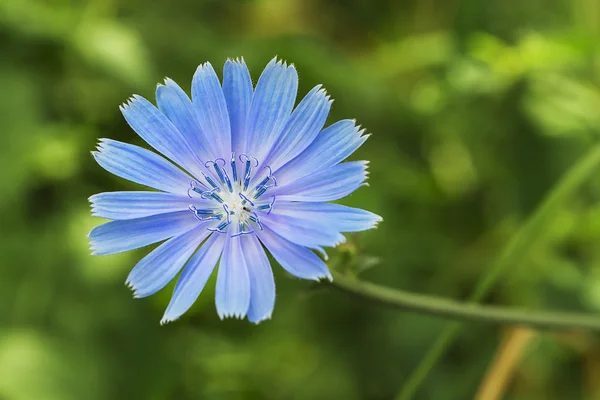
top-left (89, 191), bottom-right (214, 220)
top-left (260, 212), bottom-right (345, 247)
top-left (275, 120), bottom-right (368, 184)
top-left (269, 161), bottom-right (369, 202)
top-left (92, 139), bottom-right (192, 195)
top-left (126, 225), bottom-right (210, 298)
top-left (88, 211), bottom-right (198, 255)
top-left (120, 95), bottom-right (202, 178)
top-left (223, 58), bottom-right (253, 156)
top-left (241, 234), bottom-right (275, 323)
top-left (246, 58), bottom-right (298, 162)
top-left (269, 201), bottom-right (382, 233)
top-left (256, 226), bottom-right (331, 281)
top-left (156, 79), bottom-right (217, 166)
top-left (264, 85), bottom-right (331, 172)
top-left (161, 233), bottom-right (226, 324)
top-left (215, 236), bottom-right (250, 319)
top-left (192, 62), bottom-right (232, 158)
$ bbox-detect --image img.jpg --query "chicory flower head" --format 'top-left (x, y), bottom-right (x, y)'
top-left (89, 58), bottom-right (381, 324)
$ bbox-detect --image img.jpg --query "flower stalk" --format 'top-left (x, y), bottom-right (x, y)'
top-left (330, 272), bottom-right (600, 331)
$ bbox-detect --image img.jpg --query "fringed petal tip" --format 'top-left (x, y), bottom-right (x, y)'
top-left (249, 313), bottom-right (272, 325)
top-left (265, 57), bottom-right (297, 78)
top-left (194, 61), bottom-right (216, 76)
top-left (125, 283), bottom-right (149, 300)
top-left (159, 313), bottom-right (182, 325)
top-left (267, 55), bottom-right (290, 68)
top-left (156, 77), bottom-right (177, 89)
top-left (159, 311), bottom-right (273, 326)
top-left (225, 56), bottom-right (247, 65)
top-left (124, 280), bottom-right (139, 297)
top-left (371, 214), bottom-right (384, 229)
top-left (217, 311), bottom-right (248, 320)
top-left (313, 246), bottom-right (329, 261)
top-left (94, 138), bottom-right (119, 152)
top-left (119, 95), bottom-right (139, 112)
top-left (314, 86), bottom-right (333, 105)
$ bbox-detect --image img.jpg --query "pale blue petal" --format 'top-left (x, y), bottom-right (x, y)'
top-left (260, 212), bottom-right (345, 247)
top-left (269, 161), bottom-right (369, 202)
top-left (120, 95), bottom-right (202, 177)
top-left (274, 120), bottom-right (368, 184)
top-left (241, 235), bottom-right (275, 323)
top-left (191, 62), bottom-right (232, 158)
top-left (126, 225), bottom-right (210, 298)
top-left (223, 58), bottom-right (253, 156)
top-left (269, 201), bottom-right (382, 233)
top-left (89, 191), bottom-right (215, 220)
top-left (263, 85), bottom-right (331, 172)
top-left (92, 139), bottom-right (192, 195)
top-left (256, 226), bottom-right (331, 280)
top-left (215, 236), bottom-right (250, 319)
top-left (246, 58), bottom-right (298, 162)
top-left (161, 233), bottom-right (226, 324)
top-left (156, 79), bottom-right (216, 166)
top-left (88, 211), bottom-right (198, 255)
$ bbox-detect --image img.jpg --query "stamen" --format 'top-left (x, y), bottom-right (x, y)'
top-left (256, 176), bottom-right (270, 190)
top-left (231, 221), bottom-right (254, 237)
top-left (187, 181), bottom-right (206, 198)
top-left (268, 196), bottom-right (276, 215)
top-left (253, 186), bottom-right (267, 199)
top-left (188, 205), bottom-right (214, 215)
top-left (222, 169), bottom-right (233, 192)
top-left (249, 212), bottom-right (263, 230)
top-left (198, 214), bottom-right (222, 222)
top-left (189, 205), bottom-right (222, 222)
top-left (208, 220), bottom-right (229, 233)
top-left (230, 153), bottom-right (238, 182)
top-left (200, 187), bottom-right (219, 200)
top-left (239, 154), bottom-right (258, 191)
top-left (256, 196), bottom-right (276, 214)
top-left (206, 159), bottom-right (233, 192)
top-left (243, 171), bottom-right (251, 191)
top-left (222, 204), bottom-right (232, 224)
top-left (211, 192), bottom-right (224, 203)
top-left (253, 166), bottom-right (277, 199)
top-left (238, 193), bottom-right (255, 206)
top-left (202, 172), bottom-right (219, 190)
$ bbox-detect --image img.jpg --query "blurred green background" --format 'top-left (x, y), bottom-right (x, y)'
top-left (3, 0), bottom-right (600, 398)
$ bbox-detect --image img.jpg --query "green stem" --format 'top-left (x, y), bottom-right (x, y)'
top-left (331, 273), bottom-right (600, 330)
top-left (394, 142), bottom-right (600, 400)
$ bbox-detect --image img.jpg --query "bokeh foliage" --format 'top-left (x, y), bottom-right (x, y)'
top-left (2, 0), bottom-right (600, 398)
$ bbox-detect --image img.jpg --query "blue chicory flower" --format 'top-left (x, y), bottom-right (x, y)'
top-left (89, 58), bottom-right (382, 324)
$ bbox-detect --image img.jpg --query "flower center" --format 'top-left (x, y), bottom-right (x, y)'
top-left (187, 153), bottom-right (276, 237)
